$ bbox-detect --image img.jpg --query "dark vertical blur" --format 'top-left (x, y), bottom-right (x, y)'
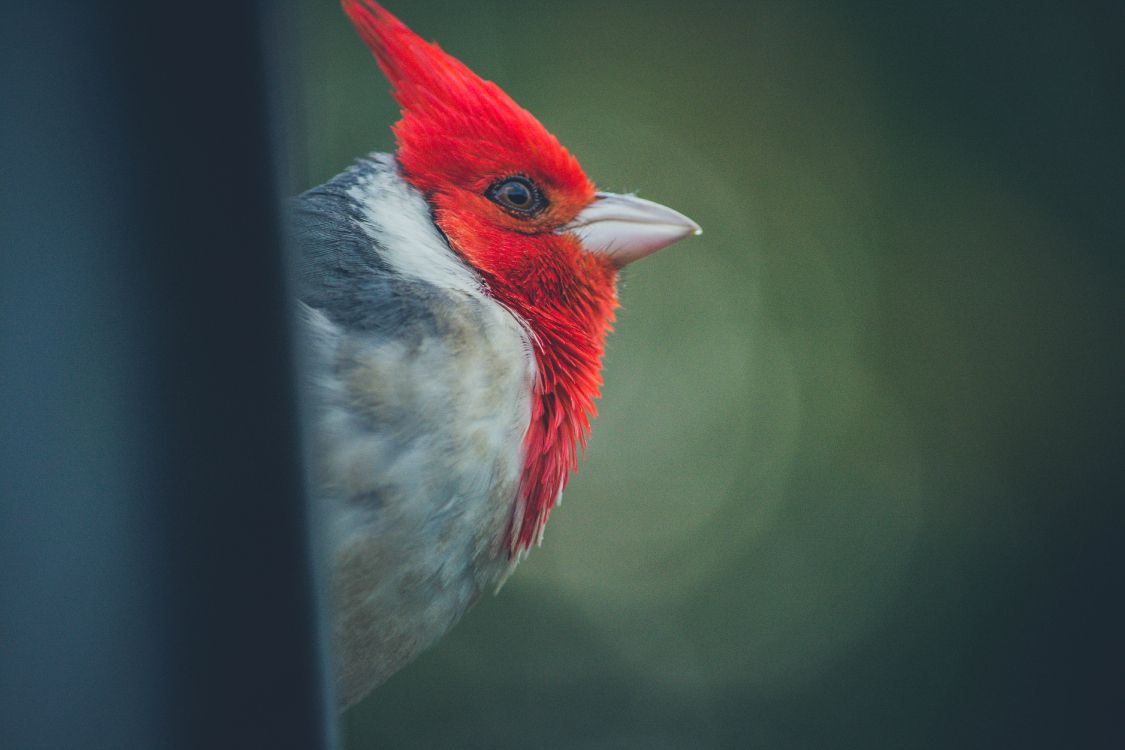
top-left (1, 3), bottom-right (331, 749)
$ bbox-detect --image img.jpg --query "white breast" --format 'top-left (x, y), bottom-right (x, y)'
top-left (299, 156), bottom-right (536, 708)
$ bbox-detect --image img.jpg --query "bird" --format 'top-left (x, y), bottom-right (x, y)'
top-left (293, 0), bottom-right (701, 710)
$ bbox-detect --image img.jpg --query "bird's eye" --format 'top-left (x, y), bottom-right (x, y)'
top-left (486, 176), bottom-right (547, 217)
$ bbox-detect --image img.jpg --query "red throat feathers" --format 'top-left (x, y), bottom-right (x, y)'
top-left (342, 0), bottom-right (618, 555)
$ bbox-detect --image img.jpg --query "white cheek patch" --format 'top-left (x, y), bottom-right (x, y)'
top-left (345, 155), bottom-right (484, 297)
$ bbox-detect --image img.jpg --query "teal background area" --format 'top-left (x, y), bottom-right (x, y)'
top-left (285, 2), bottom-right (1122, 747)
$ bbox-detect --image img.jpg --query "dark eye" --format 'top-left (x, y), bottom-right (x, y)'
top-left (486, 176), bottom-right (547, 217)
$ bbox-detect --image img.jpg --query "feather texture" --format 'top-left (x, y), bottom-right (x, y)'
top-left (295, 157), bottom-right (534, 707)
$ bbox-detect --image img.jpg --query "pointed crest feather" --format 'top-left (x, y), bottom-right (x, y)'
top-left (341, 0), bottom-right (590, 200)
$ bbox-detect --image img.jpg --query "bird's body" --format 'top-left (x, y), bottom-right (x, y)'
top-left (299, 1), bottom-right (699, 709)
top-left (295, 155), bottom-right (534, 705)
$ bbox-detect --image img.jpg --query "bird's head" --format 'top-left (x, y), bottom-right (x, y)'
top-left (342, 0), bottom-right (700, 554)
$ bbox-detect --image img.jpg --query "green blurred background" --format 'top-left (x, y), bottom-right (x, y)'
top-left (286, 1), bottom-right (1122, 747)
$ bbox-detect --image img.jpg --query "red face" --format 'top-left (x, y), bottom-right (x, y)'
top-left (342, 0), bottom-right (609, 302)
top-left (398, 114), bottom-right (612, 306)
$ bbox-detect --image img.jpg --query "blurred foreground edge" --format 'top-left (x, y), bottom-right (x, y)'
top-left (0, 3), bottom-right (334, 749)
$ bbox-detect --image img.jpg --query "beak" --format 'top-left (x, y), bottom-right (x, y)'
top-left (565, 192), bottom-right (701, 267)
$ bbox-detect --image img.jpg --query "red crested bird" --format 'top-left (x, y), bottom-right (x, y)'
top-left (295, 1), bottom-right (700, 709)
